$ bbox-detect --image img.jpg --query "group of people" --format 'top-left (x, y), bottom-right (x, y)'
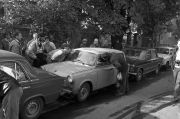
top-left (80, 37), bottom-right (111, 48)
top-left (0, 31), bottom-right (57, 67)
top-left (0, 31), bottom-right (57, 119)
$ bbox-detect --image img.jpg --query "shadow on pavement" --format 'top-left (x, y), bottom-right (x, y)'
top-left (132, 93), bottom-right (176, 119)
top-left (109, 92), bottom-right (175, 119)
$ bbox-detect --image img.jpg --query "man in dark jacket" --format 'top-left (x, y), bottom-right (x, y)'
top-left (0, 66), bottom-right (23, 119)
top-left (110, 53), bottom-right (129, 96)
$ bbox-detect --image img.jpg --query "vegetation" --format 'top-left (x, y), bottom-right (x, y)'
top-left (1, 0), bottom-right (180, 48)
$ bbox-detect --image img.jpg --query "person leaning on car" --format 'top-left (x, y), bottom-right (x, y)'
top-left (173, 39), bottom-right (180, 101)
top-left (0, 66), bottom-right (23, 119)
top-left (110, 53), bottom-right (129, 96)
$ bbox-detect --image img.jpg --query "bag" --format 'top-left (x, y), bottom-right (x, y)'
top-left (117, 72), bottom-right (122, 81)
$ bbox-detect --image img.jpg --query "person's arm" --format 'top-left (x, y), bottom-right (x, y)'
top-left (26, 42), bottom-right (37, 59)
top-left (51, 42), bottom-right (56, 50)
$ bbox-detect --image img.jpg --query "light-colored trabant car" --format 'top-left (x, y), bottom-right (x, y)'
top-left (42, 48), bottom-right (128, 102)
top-left (0, 50), bottom-right (64, 119)
top-left (156, 46), bottom-right (176, 68)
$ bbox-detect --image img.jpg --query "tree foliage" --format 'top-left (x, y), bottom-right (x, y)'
top-left (2, 0), bottom-right (180, 47)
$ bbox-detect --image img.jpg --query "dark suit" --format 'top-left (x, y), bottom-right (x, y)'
top-left (110, 53), bottom-right (129, 94)
top-left (0, 69), bottom-right (23, 119)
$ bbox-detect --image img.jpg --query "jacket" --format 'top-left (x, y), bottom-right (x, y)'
top-left (110, 53), bottom-right (128, 72)
top-left (9, 39), bottom-right (21, 55)
top-left (0, 67), bottom-right (20, 108)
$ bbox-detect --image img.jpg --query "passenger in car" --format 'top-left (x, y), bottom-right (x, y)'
top-left (110, 53), bottom-right (129, 96)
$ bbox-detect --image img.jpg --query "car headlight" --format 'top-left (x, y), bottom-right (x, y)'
top-left (67, 75), bottom-right (73, 84)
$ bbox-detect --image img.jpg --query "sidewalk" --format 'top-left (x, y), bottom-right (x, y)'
top-left (132, 92), bottom-right (180, 119)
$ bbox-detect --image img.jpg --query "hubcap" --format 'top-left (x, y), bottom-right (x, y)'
top-left (26, 101), bottom-right (39, 116)
top-left (80, 87), bottom-right (88, 99)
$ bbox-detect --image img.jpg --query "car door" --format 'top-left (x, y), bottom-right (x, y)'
top-left (143, 50), bottom-right (153, 73)
top-left (0, 61), bottom-right (32, 101)
top-left (96, 54), bottom-right (116, 89)
top-left (150, 50), bottom-right (159, 70)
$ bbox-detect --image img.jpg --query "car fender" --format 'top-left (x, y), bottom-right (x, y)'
top-left (22, 94), bottom-right (46, 106)
top-left (74, 79), bottom-right (94, 94)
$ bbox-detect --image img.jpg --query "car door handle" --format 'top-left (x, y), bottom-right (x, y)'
top-left (23, 86), bottom-right (31, 89)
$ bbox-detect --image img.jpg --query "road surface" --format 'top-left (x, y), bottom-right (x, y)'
top-left (39, 69), bottom-right (174, 119)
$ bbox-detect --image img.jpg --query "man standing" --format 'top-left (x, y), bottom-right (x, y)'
top-left (173, 39), bottom-right (180, 101)
top-left (0, 66), bottom-right (23, 119)
top-left (1, 33), bottom-right (12, 51)
top-left (90, 38), bottom-right (100, 48)
top-left (9, 31), bottom-right (23, 55)
top-left (110, 53), bottom-right (129, 96)
top-left (80, 38), bottom-right (88, 47)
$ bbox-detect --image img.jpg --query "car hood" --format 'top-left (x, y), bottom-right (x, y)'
top-left (42, 61), bottom-right (93, 77)
top-left (33, 67), bottom-right (58, 79)
top-left (126, 56), bottom-right (146, 65)
top-left (157, 53), bottom-right (170, 59)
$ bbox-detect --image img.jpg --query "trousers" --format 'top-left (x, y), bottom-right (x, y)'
top-left (173, 67), bottom-right (180, 98)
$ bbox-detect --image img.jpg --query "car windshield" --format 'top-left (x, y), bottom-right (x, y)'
top-left (72, 50), bottom-right (97, 66)
top-left (125, 49), bottom-right (146, 60)
top-left (156, 48), bottom-right (169, 55)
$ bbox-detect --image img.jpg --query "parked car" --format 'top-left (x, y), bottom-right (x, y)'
top-left (42, 48), bottom-right (128, 102)
top-left (156, 46), bottom-right (176, 68)
top-left (0, 50), bottom-right (64, 119)
top-left (124, 47), bottom-right (163, 81)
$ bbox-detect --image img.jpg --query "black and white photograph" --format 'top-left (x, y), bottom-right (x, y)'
top-left (0, 0), bottom-right (180, 119)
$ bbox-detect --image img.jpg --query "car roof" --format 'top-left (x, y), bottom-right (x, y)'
top-left (0, 50), bottom-right (24, 60)
top-left (156, 46), bottom-right (175, 49)
top-left (75, 48), bottom-right (124, 55)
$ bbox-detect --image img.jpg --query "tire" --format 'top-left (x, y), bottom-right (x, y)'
top-left (136, 69), bottom-right (143, 82)
top-left (77, 83), bottom-right (91, 102)
top-left (20, 97), bottom-right (44, 119)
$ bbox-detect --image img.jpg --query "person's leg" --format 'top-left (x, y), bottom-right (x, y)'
top-left (173, 67), bottom-right (180, 100)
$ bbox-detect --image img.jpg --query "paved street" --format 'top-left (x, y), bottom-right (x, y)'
top-left (39, 69), bottom-right (175, 119)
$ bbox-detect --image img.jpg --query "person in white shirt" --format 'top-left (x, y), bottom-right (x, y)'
top-left (173, 39), bottom-right (180, 101)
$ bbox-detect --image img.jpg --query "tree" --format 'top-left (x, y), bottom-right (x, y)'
top-left (131, 0), bottom-right (180, 46)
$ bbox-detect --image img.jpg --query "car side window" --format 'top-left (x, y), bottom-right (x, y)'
top-left (0, 61), bottom-right (27, 82)
top-left (97, 53), bottom-right (111, 66)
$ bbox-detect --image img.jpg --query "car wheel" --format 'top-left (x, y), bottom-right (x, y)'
top-left (77, 83), bottom-right (91, 102)
top-left (136, 69), bottom-right (143, 82)
top-left (21, 97), bottom-right (44, 119)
